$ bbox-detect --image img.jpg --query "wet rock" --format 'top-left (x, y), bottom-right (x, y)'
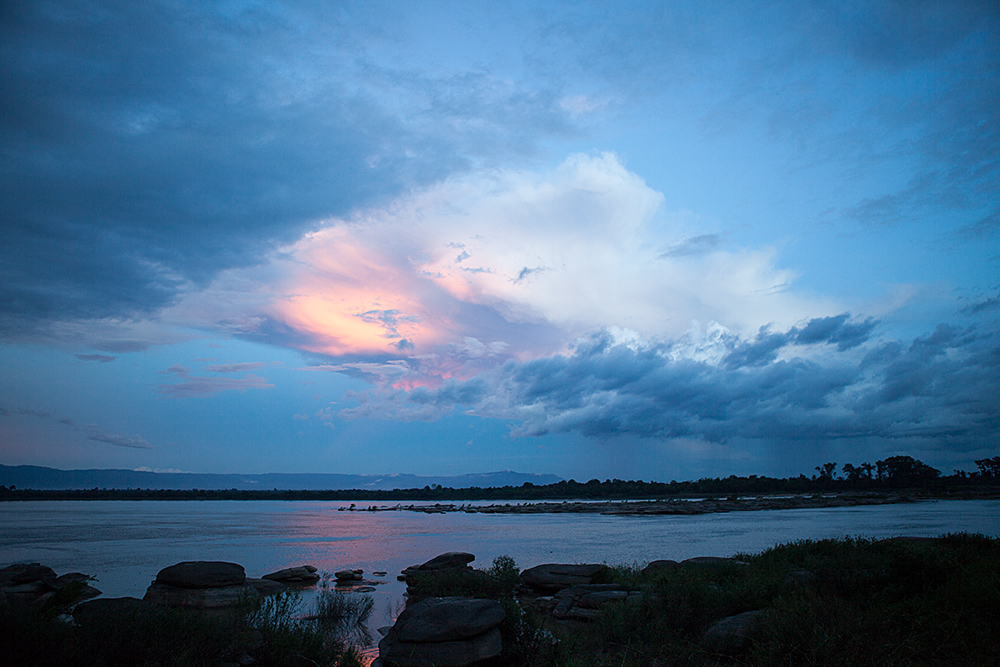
top-left (335, 569), bottom-right (364, 582)
top-left (520, 563), bottom-right (606, 592)
top-left (262, 565), bottom-right (320, 585)
top-left (154, 561), bottom-right (246, 589)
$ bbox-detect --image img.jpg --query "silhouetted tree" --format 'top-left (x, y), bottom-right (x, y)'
top-left (876, 456), bottom-right (940, 485)
top-left (975, 457), bottom-right (1000, 479)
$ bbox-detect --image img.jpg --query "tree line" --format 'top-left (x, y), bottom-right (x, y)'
top-left (1, 455), bottom-right (998, 502)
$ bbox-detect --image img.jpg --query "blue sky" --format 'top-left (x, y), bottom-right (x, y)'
top-left (1, 0), bottom-right (997, 481)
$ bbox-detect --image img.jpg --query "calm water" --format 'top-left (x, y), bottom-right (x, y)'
top-left (3, 499), bottom-right (998, 657)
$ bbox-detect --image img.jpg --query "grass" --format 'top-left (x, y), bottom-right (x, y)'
top-left (411, 535), bottom-right (1000, 667)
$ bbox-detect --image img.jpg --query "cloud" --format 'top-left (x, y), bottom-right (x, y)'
top-left (0, 403), bottom-right (154, 449)
top-left (0, 1), bottom-right (576, 344)
top-left (76, 354), bottom-right (117, 363)
top-left (158, 365), bottom-right (274, 398)
top-left (192, 154), bottom-right (835, 389)
top-left (204, 362), bottom-right (267, 373)
top-left (336, 314), bottom-right (998, 454)
top-left (84, 426), bottom-right (154, 450)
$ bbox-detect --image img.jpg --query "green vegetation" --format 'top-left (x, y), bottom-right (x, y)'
top-left (416, 536), bottom-right (1000, 666)
top-left (2, 455), bottom-right (998, 501)
top-left (1, 585), bottom-right (370, 667)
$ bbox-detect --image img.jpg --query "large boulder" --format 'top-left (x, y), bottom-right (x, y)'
top-left (395, 597), bottom-right (506, 643)
top-left (262, 565), bottom-right (319, 585)
top-left (154, 561), bottom-right (246, 588)
top-left (378, 597), bottom-right (505, 667)
top-left (520, 564), bottom-right (606, 592)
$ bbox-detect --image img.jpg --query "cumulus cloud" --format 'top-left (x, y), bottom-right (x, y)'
top-left (336, 314), bottom-right (998, 454)
top-left (187, 154), bottom-right (837, 392)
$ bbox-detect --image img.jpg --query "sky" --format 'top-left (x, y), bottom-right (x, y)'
top-left (1, 0), bottom-right (997, 482)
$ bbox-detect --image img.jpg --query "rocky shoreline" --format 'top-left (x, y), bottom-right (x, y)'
top-left (338, 491), bottom-right (914, 515)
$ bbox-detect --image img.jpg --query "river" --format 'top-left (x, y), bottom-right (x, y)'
top-left (3, 498), bottom-right (998, 659)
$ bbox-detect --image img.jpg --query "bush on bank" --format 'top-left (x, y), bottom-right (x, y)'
top-left (415, 534), bottom-right (1000, 667)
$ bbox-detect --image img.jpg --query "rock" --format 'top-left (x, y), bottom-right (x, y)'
top-left (642, 559), bottom-right (679, 575)
top-left (547, 584), bottom-right (639, 621)
top-left (378, 597), bottom-right (505, 667)
top-left (154, 561), bottom-right (246, 589)
top-left (144, 582), bottom-right (259, 609)
top-left (520, 564), bottom-right (606, 592)
top-left (246, 577), bottom-right (288, 596)
top-left (0, 563), bottom-right (57, 585)
top-left (262, 566), bottom-right (320, 585)
top-left (43, 572), bottom-right (92, 589)
top-left (335, 570), bottom-right (364, 582)
top-left (680, 556), bottom-right (749, 568)
top-left (379, 626), bottom-right (502, 667)
top-left (703, 610), bottom-right (769, 651)
top-left (73, 597), bottom-right (153, 625)
top-left (412, 553), bottom-right (475, 571)
top-left (394, 597), bottom-right (505, 643)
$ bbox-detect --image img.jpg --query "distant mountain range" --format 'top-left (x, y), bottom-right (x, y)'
top-left (0, 464), bottom-right (562, 491)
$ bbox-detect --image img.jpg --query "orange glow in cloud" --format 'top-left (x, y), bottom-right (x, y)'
top-left (270, 226), bottom-right (454, 357)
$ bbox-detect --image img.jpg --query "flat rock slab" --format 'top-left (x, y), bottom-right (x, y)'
top-left (154, 561), bottom-right (246, 589)
top-left (520, 564), bottom-right (606, 591)
top-left (394, 597), bottom-right (505, 643)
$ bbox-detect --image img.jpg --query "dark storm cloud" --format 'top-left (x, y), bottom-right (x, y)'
top-left (0, 1), bottom-right (572, 340)
top-left (344, 314), bottom-right (998, 451)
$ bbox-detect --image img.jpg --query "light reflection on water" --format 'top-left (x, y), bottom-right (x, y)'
top-left (2, 499), bottom-right (998, 660)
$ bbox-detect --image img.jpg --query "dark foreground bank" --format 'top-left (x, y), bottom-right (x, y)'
top-left (2, 533), bottom-right (998, 666)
